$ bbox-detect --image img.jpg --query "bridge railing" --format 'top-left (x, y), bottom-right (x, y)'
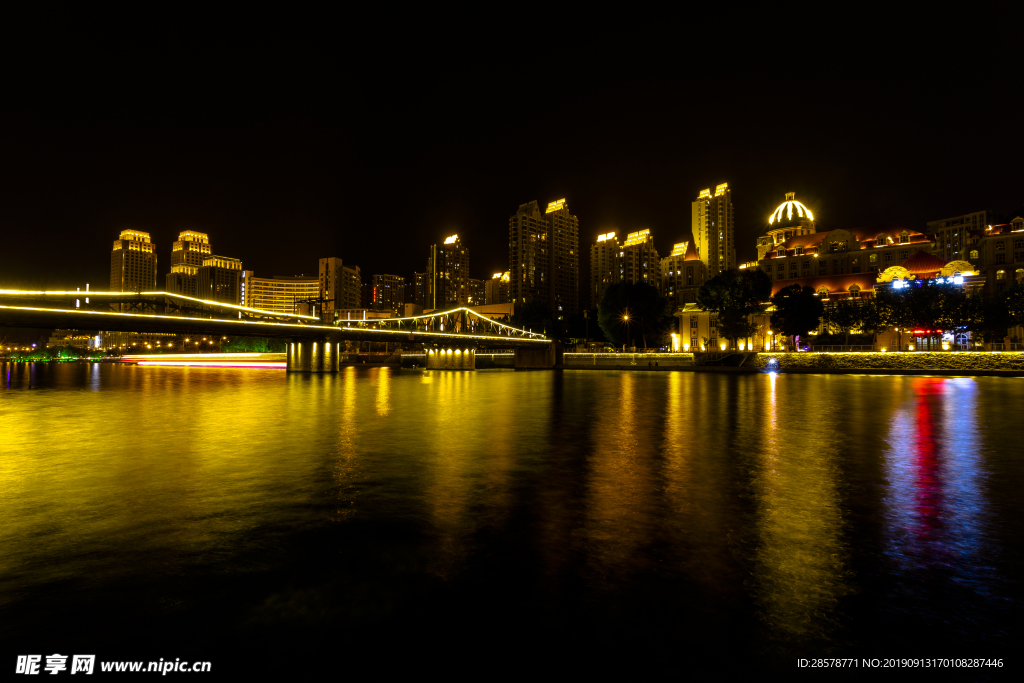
top-left (333, 307), bottom-right (546, 341)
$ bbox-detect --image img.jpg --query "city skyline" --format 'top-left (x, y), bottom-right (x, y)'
top-left (4, 61), bottom-right (1021, 297)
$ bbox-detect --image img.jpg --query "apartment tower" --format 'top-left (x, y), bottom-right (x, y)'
top-left (426, 235), bottom-right (469, 309)
top-left (692, 183), bottom-right (736, 276)
top-left (509, 198), bottom-right (579, 319)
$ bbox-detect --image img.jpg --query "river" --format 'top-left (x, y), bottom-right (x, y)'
top-left (2, 363), bottom-right (1021, 675)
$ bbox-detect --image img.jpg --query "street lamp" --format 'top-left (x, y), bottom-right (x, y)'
top-left (622, 311), bottom-right (631, 350)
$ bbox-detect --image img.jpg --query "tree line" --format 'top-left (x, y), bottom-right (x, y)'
top-left (586, 268), bottom-right (1024, 351)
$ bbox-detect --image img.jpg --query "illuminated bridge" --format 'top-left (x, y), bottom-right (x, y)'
top-left (0, 290), bottom-right (555, 371)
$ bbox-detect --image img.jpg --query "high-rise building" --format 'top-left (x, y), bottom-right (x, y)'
top-left (242, 272), bottom-right (319, 315)
top-left (620, 229), bottom-right (661, 289)
top-left (509, 198), bottom-right (579, 319)
top-left (466, 278), bottom-right (486, 306)
top-left (166, 231), bottom-right (211, 298)
top-left (546, 199), bottom-right (579, 319)
top-left (485, 271), bottom-right (510, 305)
top-left (589, 231), bottom-right (619, 309)
top-left (692, 183), bottom-right (736, 276)
top-left (110, 229), bottom-right (157, 293)
top-left (197, 256), bottom-right (243, 304)
top-left (928, 209), bottom-right (997, 262)
top-left (372, 274), bottom-right (405, 313)
top-left (412, 272), bottom-right (427, 308)
top-left (319, 257), bottom-right (362, 321)
top-left (661, 241), bottom-right (706, 308)
top-left (426, 235), bottom-right (469, 309)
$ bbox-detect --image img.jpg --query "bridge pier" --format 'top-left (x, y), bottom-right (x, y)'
top-left (514, 342), bottom-right (559, 369)
top-left (425, 346), bottom-right (475, 370)
top-left (287, 339), bottom-right (340, 373)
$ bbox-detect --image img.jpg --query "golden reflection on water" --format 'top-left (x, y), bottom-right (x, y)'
top-left (586, 372), bottom-right (658, 575)
top-left (375, 367), bottom-right (391, 417)
top-left (752, 374), bottom-right (848, 641)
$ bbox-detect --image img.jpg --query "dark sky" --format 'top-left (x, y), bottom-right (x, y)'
top-left (2, 32), bottom-right (1022, 300)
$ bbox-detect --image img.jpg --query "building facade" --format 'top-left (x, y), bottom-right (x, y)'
top-left (546, 199), bottom-right (579, 319)
top-left (197, 256), bottom-right (243, 304)
top-left (426, 235), bottom-right (469, 309)
top-left (485, 271), bottom-right (510, 305)
top-left (756, 192), bottom-right (817, 260)
top-left (589, 231), bottom-right (618, 309)
top-left (319, 257), bottom-right (362, 321)
top-left (466, 278), bottom-right (486, 306)
top-left (110, 229), bottom-right (157, 293)
top-left (242, 273), bottom-right (320, 315)
top-left (967, 213), bottom-right (1024, 295)
top-left (928, 209), bottom-right (997, 263)
top-left (619, 229), bottom-right (660, 289)
top-left (661, 241), bottom-right (706, 309)
top-left (509, 199), bottom-right (579, 320)
top-left (372, 274), bottom-right (406, 313)
top-left (165, 231), bottom-right (211, 298)
top-left (692, 183), bottom-right (736, 276)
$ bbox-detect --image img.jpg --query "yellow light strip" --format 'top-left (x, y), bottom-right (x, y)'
top-left (0, 305), bottom-right (549, 343)
top-left (0, 289), bottom-right (319, 320)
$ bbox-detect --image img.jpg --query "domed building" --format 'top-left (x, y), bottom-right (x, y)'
top-left (756, 192), bottom-right (817, 260)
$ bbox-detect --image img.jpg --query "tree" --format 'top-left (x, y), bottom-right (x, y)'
top-left (696, 268), bottom-right (771, 346)
top-left (1004, 281), bottom-right (1024, 330)
top-left (511, 301), bottom-right (556, 338)
top-left (597, 281), bottom-right (670, 349)
top-left (770, 284), bottom-right (824, 347)
top-left (826, 299), bottom-right (864, 345)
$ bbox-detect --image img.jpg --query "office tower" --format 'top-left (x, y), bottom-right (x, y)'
top-left (110, 229), bottom-right (157, 292)
top-left (197, 255), bottom-right (243, 304)
top-left (620, 229), bottom-right (661, 289)
top-left (166, 231), bottom-right (211, 298)
top-left (243, 272), bottom-right (320, 315)
top-left (485, 271), bottom-right (510, 305)
top-left (692, 183), bottom-right (736, 276)
top-left (372, 274), bottom-right (405, 313)
top-left (466, 278), bottom-right (485, 306)
top-left (426, 235), bottom-right (469, 309)
top-left (509, 198), bottom-right (579, 319)
top-left (590, 231), bottom-right (619, 308)
top-left (319, 257), bottom-right (362, 320)
top-left (927, 209), bottom-right (997, 262)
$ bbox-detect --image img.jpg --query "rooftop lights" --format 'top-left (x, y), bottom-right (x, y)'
top-left (768, 192), bottom-right (814, 225)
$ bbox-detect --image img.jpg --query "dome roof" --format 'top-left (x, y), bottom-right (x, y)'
top-left (767, 192), bottom-right (815, 229)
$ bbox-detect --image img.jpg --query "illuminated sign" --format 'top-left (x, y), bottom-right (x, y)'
top-left (596, 232), bottom-right (616, 242)
top-left (444, 235), bottom-right (458, 244)
top-left (714, 183), bottom-right (728, 197)
top-left (671, 242), bottom-right (687, 256)
top-left (545, 199), bottom-right (566, 213)
top-left (698, 189), bottom-right (711, 199)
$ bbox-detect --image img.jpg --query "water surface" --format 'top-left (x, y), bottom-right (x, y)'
top-left (2, 363), bottom-right (1021, 674)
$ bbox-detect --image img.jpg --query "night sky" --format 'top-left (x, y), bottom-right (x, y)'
top-left (3, 37), bottom-right (1021, 299)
